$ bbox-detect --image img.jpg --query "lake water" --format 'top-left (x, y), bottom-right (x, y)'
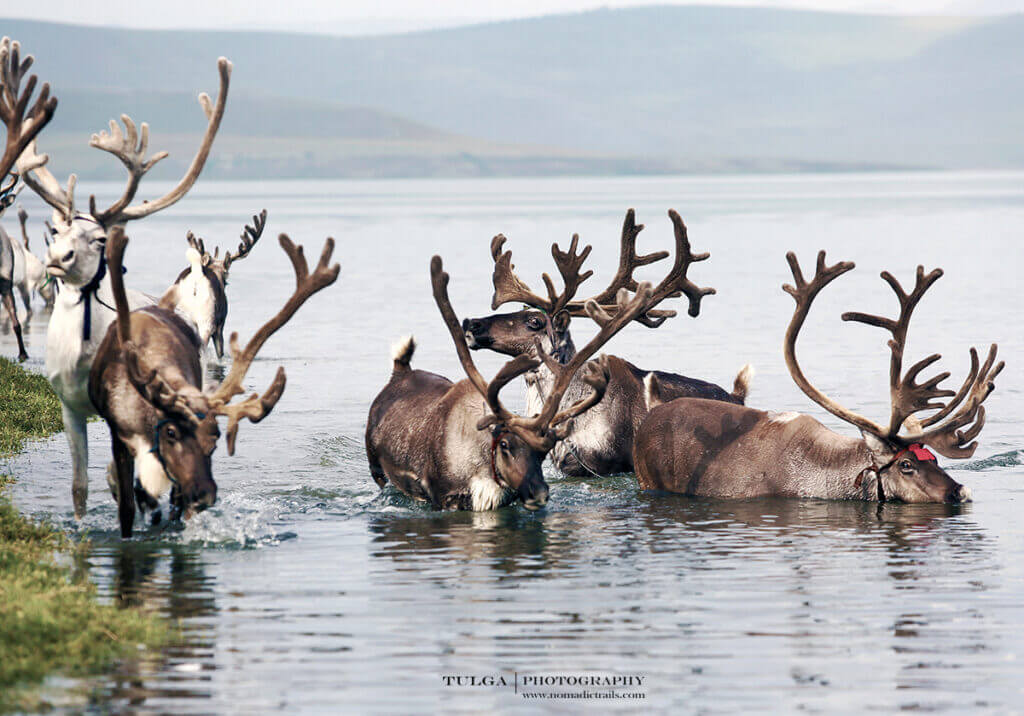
top-left (2, 172), bottom-right (1023, 712)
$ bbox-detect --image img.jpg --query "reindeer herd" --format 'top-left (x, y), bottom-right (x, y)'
top-left (0, 38), bottom-right (1005, 538)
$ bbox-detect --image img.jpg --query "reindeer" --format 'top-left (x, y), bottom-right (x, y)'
top-left (90, 227), bottom-right (339, 537)
top-left (161, 209), bottom-right (267, 359)
top-left (462, 209), bottom-right (753, 477)
top-left (0, 36), bottom-right (58, 361)
top-left (635, 251), bottom-right (1003, 503)
top-left (0, 204), bottom-right (55, 334)
top-left (15, 57), bottom-right (230, 518)
top-left (366, 254), bottom-right (655, 511)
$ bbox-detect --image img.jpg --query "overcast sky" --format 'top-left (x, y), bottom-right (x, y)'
top-left (4, 0), bottom-right (1023, 34)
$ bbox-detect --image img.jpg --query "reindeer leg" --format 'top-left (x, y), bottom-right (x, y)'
top-left (211, 326), bottom-right (225, 361)
top-left (111, 432), bottom-right (135, 538)
top-left (17, 281), bottom-right (33, 323)
top-left (1, 289), bottom-right (27, 361)
top-left (365, 439), bottom-right (388, 488)
top-left (63, 404), bottom-right (89, 519)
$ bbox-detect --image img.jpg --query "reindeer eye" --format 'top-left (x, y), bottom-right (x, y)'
top-left (899, 459), bottom-right (913, 472)
top-left (526, 316), bottom-right (544, 330)
top-left (165, 425), bottom-right (179, 441)
top-left (499, 439), bottom-right (510, 450)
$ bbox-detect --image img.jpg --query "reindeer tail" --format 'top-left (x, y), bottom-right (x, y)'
top-left (391, 335), bottom-right (416, 372)
top-left (106, 228), bottom-right (132, 344)
top-left (644, 372), bottom-right (664, 411)
top-left (731, 363), bottom-right (755, 404)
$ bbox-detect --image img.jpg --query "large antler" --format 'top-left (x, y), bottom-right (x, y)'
top-left (783, 251), bottom-right (886, 436)
top-left (841, 267), bottom-right (1003, 459)
top-left (784, 251), bottom-right (1003, 459)
top-left (435, 254), bottom-right (650, 451)
top-left (223, 209), bottom-right (267, 271)
top-left (87, 57), bottom-right (230, 226)
top-left (568, 210), bottom-right (715, 326)
top-left (489, 232), bottom-right (593, 315)
top-left (206, 234), bottom-right (340, 454)
top-left (0, 37), bottom-right (57, 185)
top-left (14, 140), bottom-right (75, 222)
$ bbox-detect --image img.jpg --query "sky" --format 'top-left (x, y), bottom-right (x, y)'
top-left (4, 0), bottom-right (1023, 35)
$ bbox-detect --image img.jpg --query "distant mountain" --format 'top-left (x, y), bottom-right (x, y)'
top-left (3, 7), bottom-right (1022, 177)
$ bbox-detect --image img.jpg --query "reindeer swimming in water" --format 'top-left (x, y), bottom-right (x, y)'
top-left (635, 251), bottom-right (1002, 504)
top-left (462, 209), bottom-right (753, 477)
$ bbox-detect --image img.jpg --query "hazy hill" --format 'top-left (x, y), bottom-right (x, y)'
top-left (3, 7), bottom-right (1022, 177)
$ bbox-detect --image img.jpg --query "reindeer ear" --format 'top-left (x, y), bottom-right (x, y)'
top-left (861, 431), bottom-right (897, 464)
top-left (551, 309), bottom-right (571, 334)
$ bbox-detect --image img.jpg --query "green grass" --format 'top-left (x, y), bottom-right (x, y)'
top-left (0, 357), bottom-right (167, 711)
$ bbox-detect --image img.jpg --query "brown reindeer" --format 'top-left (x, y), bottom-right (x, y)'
top-left (0, 36), bottom-right (58, 361)
top-left (462, 209), bottom-right (752, 477)
top-left (162, 209), bottom-right (267, 359)
top-left (15, 57), bottom-right (229, 519)
top-left (365, 254), bottom-right (655, 511)
top-left (635, 251), bottom-right (1002, 503)
top-left (90, 227), bottom-right (339, 537)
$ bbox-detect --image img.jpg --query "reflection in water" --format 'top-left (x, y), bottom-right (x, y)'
top-left (72, 542), bottom-right (220, 708)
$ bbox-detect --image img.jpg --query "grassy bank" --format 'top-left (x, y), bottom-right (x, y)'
top-left (0, 357), bottom-right (166, 711)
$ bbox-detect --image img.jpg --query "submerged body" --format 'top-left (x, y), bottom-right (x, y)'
top-left (634, 397), bottom-right (971, 503)
top-left (366, 340), bottom-right (530, 512)
top-left (525, 351), bottom-right (747, 476)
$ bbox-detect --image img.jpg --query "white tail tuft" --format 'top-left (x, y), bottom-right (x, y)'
top-left (644, 372), bottom-right (663, 411)
top-left (732, 363), bottom-right (755, 403)
top-left (391, 335), bottom-right (416, 369)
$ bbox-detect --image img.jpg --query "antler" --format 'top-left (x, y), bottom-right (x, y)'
top-left (15, 140), bottom-right (75, 222)
top-left (223, 209), bottom-right (267, 270)
top-left (841, 266), bottom-right (946, 435)
top-left (87, 57), bottom-right (231, 227)
top-left (434, 254), bottom-right (649, 451)
top-left (784, 251), bottom-right (1003, 459)
top-left (185, 230), bottom-right (213, 266)
top-left (206, 233), bottom-right (339, 454)
top-left (782, 251), bottom-right (886, 436)
top-left (841, 268), bottom-right (1003, 458)
top-left (568, 210), bottom-right (715, 327)
top-left (0, 37), bottom-right (57, 185)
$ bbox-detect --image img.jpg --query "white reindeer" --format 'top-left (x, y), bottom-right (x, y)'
top-left (15, 57), bottom-right (231, 518)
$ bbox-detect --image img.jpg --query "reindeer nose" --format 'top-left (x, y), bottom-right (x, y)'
top-left (61, 249), bottom-right (74, 263)
top-left (462, 318), bottom-right (483, 334)
top-left (523, 484), bottom-right (549, 511)
top-left (952, 485), bottom-right (972, 503)
top-left (194, 485), bottom-right (217, 510)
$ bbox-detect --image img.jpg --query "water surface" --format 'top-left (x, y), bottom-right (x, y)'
top-left (3, 172), bottom-right (1023, 712)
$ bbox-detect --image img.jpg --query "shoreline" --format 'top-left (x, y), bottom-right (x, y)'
top-left (0, 357), bottom-right (166, 712)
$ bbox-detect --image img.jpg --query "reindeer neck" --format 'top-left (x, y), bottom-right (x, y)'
top-left (792, 430), bottom-right (877, 500)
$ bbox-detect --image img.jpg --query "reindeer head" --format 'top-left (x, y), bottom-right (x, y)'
top-left (15, 57), bottom-right (231, 290)
top-left (106, 226), bottom-right (339, 519)
top-left (432, 255), bottom-right (654, 510)
top-left (783, 252), bottom-right (1003, 504)
top-left (463, 209), bottom-right (715, 365)
top-left (185, 209), bottom-right (267, 287)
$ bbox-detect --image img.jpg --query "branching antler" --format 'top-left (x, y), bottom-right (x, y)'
top-left (14, 140), bottom-right (75, 222)
top-left (435, 254), bottom-right (650, 451)
top-left (491, 209), bottom-right (714, 332)
top-left (90, 57), bottom-right (231, 227)
top-left (784, 250), bottom-right (1002, 459)
top-left (0, 37), bottom-right (57, 186)
top-left (206, 233), bottom-right (340, 454)
top-left (223, 209), bottom-right (267, 270)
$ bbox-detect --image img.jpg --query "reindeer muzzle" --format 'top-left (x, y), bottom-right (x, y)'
top-left (520, 478), bottom-right (549, 511)
top-left (462, 318), bottom-right (493, 349)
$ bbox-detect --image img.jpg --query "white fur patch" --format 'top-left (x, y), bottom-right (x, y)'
top-left (128, 436), bottom-right (174, 500)
top-left (468, 476), bottom-right (512, 511)
top-left (391, 335), bottom-right (415, 363)
top-left (767, 411), bottom-right (800, 424)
